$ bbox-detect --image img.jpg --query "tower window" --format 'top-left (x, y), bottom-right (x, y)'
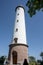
top-left (17, 20), bottom-right (19, 22)
top-left (14, 38), bottom-right (18, 43)
top-left (17, 13), bottom-right (19, 15)
top-left (16, 28), bottom-right (18, 32)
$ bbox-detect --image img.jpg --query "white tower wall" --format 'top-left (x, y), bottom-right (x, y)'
top-left (13, 6), bottom-right (27, 44)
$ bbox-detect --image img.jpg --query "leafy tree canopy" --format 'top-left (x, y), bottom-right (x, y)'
top-left (40, 52), bottom-right (43, 61)
top-left (26, 0), bottom-right (43, 17)
top-left (0, 56), bottom-right (6, 65)
top-left (40, 52), bottom-right (43, 56)
top-left (37, 59), bottom-right (41, 63)
top-left (29, 56), bottom-right (36, 62)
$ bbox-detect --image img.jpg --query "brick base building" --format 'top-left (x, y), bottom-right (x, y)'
top-left (8, 44), bottom-right (28, 65)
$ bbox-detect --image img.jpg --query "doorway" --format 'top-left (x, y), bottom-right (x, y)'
top-left (12, 51), bottom-right (17, 64)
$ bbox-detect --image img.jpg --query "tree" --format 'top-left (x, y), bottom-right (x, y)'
top-left (26, 0), bottom-right (43, 17)
top-left (0, 56), bottom-right (6, 65)
top-left (29, 56), bottom-right (36, 62)
top-left (40, 52), bottom-right (43, 61)
top-left (37, 60), bottom-right (41, 65)
top-left (29, 56), bottom-right (36, 65)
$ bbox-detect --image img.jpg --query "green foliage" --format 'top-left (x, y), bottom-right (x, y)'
top-left (0, 56), bottom-right (6, 65)
top-left (29, 56), bottom-right (36, 62)
top-left (37, 59), bottom-right (41, 63)
top-left (29, 61), bottom-right (36, 65)
top-left (29, 56), bottom-right (36, 65)
top-left (26, 0), bottom-right (43, 17)
top-left (40, 61), bottom-right (43, 65)
top-left (40, 52), bottom-right (43, 61)
top-left (37, 60), bottom-right (41, 65)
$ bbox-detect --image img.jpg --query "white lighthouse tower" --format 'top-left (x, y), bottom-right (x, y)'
top-left (8, 5), bottom-right (28, 65)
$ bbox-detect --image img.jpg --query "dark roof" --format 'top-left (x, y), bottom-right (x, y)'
top-left (15, 5), bottom-right (25, 12)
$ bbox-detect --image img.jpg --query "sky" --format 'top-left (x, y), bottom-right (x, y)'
top-left (0, 0), bottom-right (43, 60)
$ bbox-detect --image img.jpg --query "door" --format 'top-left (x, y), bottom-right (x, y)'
top-left (12, 51), bottom-right (17, 64)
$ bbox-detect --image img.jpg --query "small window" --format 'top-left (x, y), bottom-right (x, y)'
top-left (14, 38), bottom-right (18, 43)
top-left (16, 28), bottom-right (18, 32)
top-left (17, 20), bottom-right (19, 22)
top-left (17, 13), bottom-right (19, 15)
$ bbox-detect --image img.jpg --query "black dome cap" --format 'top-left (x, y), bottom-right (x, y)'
top-left (15, 5), bottom-right (25, 11)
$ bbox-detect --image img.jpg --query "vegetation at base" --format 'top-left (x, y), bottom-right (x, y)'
top-left (29, 56), bottom-right (36, 65)
top-left (28, 52), bottom-right (43, 65)
top-left (0, 52), bottom-right (43, 65)
top-left (26, 0), bottom-right (43, 17)
top-left (0, 56), bottom-right (6, 65)
top-left (40, 52), bottom-right (43, 61)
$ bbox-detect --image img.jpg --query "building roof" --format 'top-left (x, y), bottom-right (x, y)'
top-left (15, 5), bottom-right (25, 11)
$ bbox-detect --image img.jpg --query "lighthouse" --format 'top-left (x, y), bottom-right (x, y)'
top-left (8, 5), bottom-right (28, 65)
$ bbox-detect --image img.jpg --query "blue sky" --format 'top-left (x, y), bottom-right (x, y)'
top-left (0, 0), bottom-right (43, 60)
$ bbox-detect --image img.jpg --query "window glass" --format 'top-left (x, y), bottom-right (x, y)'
top-left (17, 20), bottom-right (19, 22)
top-left (16, 28), bottom-right (18, 32)
top-left (17, 13), bottom-right (19, 15)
